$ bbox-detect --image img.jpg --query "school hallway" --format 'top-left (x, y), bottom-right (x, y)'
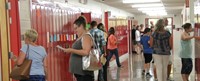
top-left (104, 53), bottom-right (196, 81)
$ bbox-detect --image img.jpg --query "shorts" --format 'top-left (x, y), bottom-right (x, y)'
top-left (195, 58), bottom-right (200, 74)
top-left (181, 58), bottom-right (193, 74)
top-left (143, 53), bottom-right (153, 63)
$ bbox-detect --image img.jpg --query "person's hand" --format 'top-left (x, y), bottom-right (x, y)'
top-left (63, 48), bottom-right (72, 53)
top-left (11, 55), bottom-right (17, 62)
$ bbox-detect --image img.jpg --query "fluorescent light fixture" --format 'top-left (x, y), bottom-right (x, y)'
top-left (123, 0), bottom-right (160, 3)
top-left (146, 12), bottom-right (167, 16)
top-left (141, 10), bottom-right (166, 13)
top-left (138, 7), bottom-right (165, 11)
top-left (132, 3), bottom-right (163, 8)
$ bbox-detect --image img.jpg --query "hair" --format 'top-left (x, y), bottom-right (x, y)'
top-left (144, 28), bottom-right (151, 34)
top-left (90, 21), bottom-right (97, 28)
top-left (24, 29), bottom-right (38, 42)
top-left (140, 24), bottom-right (144, 27)
top-left (136, 25), bottom-right (140, 30)
top-left (155, 19), bottom-right (165, 32)
top-left (97, 23), bottom-right (104, 31)
top-left (182, 23), bottom-right (192, 29)
top-left (73, 16), bottom-right (87, 29)
top-left (108, 27), bottom-right (115, 35)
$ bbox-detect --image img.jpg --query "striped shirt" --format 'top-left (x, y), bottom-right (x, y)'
top-left (152, 31), bottom-right (171, 55)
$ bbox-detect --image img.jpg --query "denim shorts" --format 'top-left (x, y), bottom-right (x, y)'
top-left (20, 75), bottom-right (45, 81)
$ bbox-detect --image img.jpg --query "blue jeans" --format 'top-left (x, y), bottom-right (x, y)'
top-left (20, 75), bottom-right (45, 81)
top-left (106, 48), bottom-right (121, 67)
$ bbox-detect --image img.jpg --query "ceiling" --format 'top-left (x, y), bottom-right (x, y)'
top-left (94, 0), bottom-right (185, 15)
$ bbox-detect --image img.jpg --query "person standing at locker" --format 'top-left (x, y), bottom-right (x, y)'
top-left (150, 19), bottom-right (172, 81)
top-left (90, 21), bottom-right (106, 81)
top-left (11, 29), bottom-right (47, 81)
top-left (180, 23), bottom-right (194, 81)
top-left (62, 16), bottom-right (95, 81)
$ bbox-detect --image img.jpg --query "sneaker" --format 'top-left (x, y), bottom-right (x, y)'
top-left (146, 73), bottom-right (152, 78)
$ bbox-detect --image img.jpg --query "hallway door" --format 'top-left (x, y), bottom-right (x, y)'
top-left (0, 0), bottom-right (10, 81)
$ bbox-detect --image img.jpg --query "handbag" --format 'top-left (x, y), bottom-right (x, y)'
top-left (10, 45), bottom-right (32, 80)
top-left (82, 33), bottom-right (102, 71)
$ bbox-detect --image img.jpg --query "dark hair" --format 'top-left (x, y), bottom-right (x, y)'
top-left (108, 27), bottom-right (115, 35)
top-left (97, 23), bottom-right (104, 31)
top-left (73, 16), bottom-right (86, 29)
top-left (182, 23), bottom-right (192, 29)
top-left (91, 21), bottom-right (97, 28)
top-left (136, 25), bottom-right (140, 30)
top-left (144, 28), bottom-right (151, 34)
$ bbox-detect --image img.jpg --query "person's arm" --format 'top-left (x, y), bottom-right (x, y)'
top-left (16, 51), bottom-right (26, 66)
top-left (63, 35), bottom-right (92, 56)
top-left (43, 57), bottom-right (48, 79)
top-left (169, 35), bottom-right (173, 49)
top-left (101, 32), bottom-right (107, 56)
top-left (150, 36), bottom-right (153, 47)
top-left (181, 33), bottom-right (194, 41)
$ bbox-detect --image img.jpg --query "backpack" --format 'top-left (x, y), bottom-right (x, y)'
top-left (132, 29), bottom-right (136, 41)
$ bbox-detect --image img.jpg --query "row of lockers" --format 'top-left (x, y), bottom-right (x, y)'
top-left (30, 2), bottom-right (130, 81)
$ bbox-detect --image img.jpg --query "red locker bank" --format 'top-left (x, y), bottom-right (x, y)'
top-left (8, 1), bottom-right (130, 81)
top-left (31, 2), bottom-right (81, 81)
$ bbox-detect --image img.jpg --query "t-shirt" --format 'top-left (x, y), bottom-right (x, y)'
top-left (21, 44), bottom-right (47, 75)
top-left (107, 34), bottom-right (117, 50)
top-left (90, 28), bottom-right (106, 54)
top-left (152, 31), bottom-right (171, 55)
top-left (140, 35), bottom-right (153, 54)
top-left (135, 30), bottom-right (141, 42)
top-left (180, 38), bottom-right (192, 58)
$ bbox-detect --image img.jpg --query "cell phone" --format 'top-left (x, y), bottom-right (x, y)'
top-left (56, 45), bottom-right (65, 50)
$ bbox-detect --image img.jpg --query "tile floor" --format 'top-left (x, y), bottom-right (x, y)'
top-left (106, 53), bottom-right (197, 81)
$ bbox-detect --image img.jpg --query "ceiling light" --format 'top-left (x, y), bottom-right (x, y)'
top-left (138, 7), bottom-right (165, 11)
top-left (123, 0), bottom-right (160, 3)
top-left (141, 10), bottom-right (166, 13)
top-left (132, 3), bottom-right (163, 8)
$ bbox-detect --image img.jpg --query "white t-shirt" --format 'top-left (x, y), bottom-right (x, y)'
top-left (135, 30), bottom-right (141, 42)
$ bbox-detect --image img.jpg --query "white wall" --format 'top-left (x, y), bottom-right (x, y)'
top-left (134, 14), bottom-right (182, 28)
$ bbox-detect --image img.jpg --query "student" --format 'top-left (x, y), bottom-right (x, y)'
top-left (180, 23), bottom-right (194, 81)
top-left (150, 19), bottom-right (172, 81)
top-left (140, 28), bottom-right (153, 78)
top-left (62, 16), bottom-right (94, 81)
top-left (106, 27), bottom-right (121, 68)
top-left (90, 21), bottom-right (106, 81)
top-left (11, 29), bottom-right (47, 81)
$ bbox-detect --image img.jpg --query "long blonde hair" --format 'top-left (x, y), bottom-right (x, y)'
top-left (155, 19), bottom-right (165, 32)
